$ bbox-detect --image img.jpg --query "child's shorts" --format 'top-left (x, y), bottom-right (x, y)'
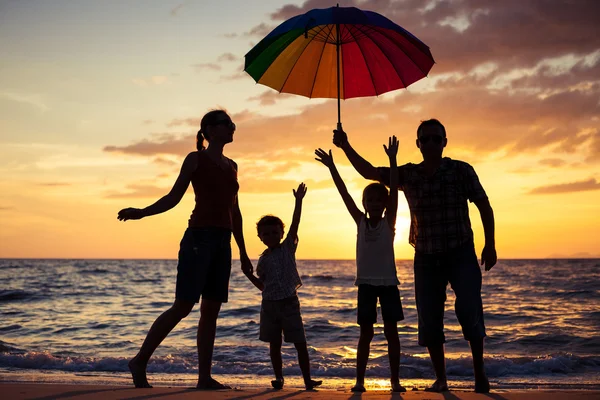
top-left (357, 284), bottom-right (404, 326)
top-left (259, 294), bottom-right (306, 343)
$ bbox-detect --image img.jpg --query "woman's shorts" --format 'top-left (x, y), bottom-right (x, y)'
top-left (175, 227), bottom-right (232, 304)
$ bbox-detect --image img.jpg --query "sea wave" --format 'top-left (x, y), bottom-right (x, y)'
top-left (1, 350), bottom-right (598, 378)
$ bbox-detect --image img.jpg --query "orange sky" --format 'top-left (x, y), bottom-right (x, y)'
top-left (1, 0), bottom-right (599, 259)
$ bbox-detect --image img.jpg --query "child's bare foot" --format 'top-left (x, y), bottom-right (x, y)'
top-left (128, 358), bottom-right (152, 388)
top-left (424, 379), bottom-right (448, 392)
top-left (351, 383), bottom-right (366, 392)
top-left (391, 381), bottom-right (406, 392)
top-left (196, 377), bottom-right (231, 390)
top-left (271, 377), bottom-right (284, 390)
top-left (305, 379), bottom-right (322, 390)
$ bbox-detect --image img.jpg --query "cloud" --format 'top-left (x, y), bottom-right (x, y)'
top-left (153, 157), bottom-right (178, 166)
top-left (245, 23), bottom-right (276, 38)
top-left (105, 73), bottom-right (600, 165)
top-left (170, 3), bottom-right (185, 17)
top-left (258, 0), bottom-right (600, 75)
top-left (37, 182), bottom-right (71, 187)
top-left (529, 178), bottom-right (600, 194)
top-left (0, 91), bottom-right (49, 112)
top-left (131, 76), bottom-right (169, 87)
top-left (105, 184), bottom-right (170, 199)
top-left (247, 90), bottom-right (296, 106)
top-left (166, 118), bottom-right (200, 128)
top-left (539, 158), bottom-right (568, 168)
top-left (103, 133), bottom-right (195, 157)
top-left (192, 63), bottom-right (221, 72)
top-left (0, 206), bottom-right (14, 211)
top-left (223, 33), bottom-right (238, 39)
top-left (142, 119), bottom-right (154, 125)
top-left (217, 53), bottom-right (238, 62)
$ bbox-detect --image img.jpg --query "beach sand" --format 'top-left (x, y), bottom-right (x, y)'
top-left (2, 383), bottom-right (599, 400)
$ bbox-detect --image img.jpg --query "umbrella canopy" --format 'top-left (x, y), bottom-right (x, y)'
top-left (244, 5), bottom-right (435, 108)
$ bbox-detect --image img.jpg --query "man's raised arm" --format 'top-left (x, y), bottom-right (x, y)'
top-left (333, 128), bottom-right (380, 181)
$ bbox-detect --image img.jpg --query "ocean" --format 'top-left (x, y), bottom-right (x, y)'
top-left (1, 258), bottom-right (599, 390)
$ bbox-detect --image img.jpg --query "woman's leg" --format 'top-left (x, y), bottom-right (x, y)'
top-left (129, 299), bottom-right (194, 388)
top-left (196, 297), bottom-right (228, 389)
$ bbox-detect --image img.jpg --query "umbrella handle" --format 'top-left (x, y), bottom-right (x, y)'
top-left (337, 122), bottom-right (343, 131)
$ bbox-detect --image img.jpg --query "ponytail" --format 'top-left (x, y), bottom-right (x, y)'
top-left (196, 130), bottom-right (205, 151)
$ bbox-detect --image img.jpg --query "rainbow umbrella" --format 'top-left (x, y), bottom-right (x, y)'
top-left (244, 5), bottom-right (435, 129)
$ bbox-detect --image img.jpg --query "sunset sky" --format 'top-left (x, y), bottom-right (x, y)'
top-left (1, 0), bottom-right (599, 260)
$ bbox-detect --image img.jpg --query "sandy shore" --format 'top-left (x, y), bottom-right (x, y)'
top-left (2, 383), bottom-right (599, 400)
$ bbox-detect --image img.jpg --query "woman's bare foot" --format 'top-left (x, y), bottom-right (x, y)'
top-left (196, 377), bottom-right (231, 390)
top-left (351, 383), bottom-right (366, 392)
top-left (391, 381), bottom-right (407, 392)
top-left (424, 379), bottom-right (448, 392)
top-left (271, 377), bottom-right (284, 390)
top-left (128, 358), bottom-right (152, 388)
top-left (305, 379), bottom-right (322, 390)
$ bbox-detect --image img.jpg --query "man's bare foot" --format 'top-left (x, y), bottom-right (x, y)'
top-left (424, 379), bottom-right (448, 392)
top-left (391, 381), bottom-right (407, 392)
top-left (305, 379), bottom-right (322, 390)
top-left (351, 383), bottom-right (366, 392)
top-left (475, 376), bottom-right (490, 393)
top-left (128, 358), bottom-right (152, 388)
top-left (196, 377), bottom-right (231, 390)
top-left (271, 377), bottom-right (284, 390)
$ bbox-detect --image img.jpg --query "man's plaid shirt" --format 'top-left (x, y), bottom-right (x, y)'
top-left (378, 158), bottom-right (488, 254)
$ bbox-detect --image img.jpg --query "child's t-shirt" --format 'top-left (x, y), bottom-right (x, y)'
top-left (355, 215), bottom-right (400, 286)
top-left (257, 233), bottom-right (302, 300)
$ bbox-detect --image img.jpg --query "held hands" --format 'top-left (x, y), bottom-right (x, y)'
top-left (383, 135), bottom-right (399, 159)
top-left (240, 253), bottom-right (253, 275)
top-left (481, 245), bottom-right (497, 271)
top-left (117, 208), bottom-right (145, 221)
top-left (314, 148), bottom-right (334, 168)
top-left (293, 182), bottom-right (307, 201)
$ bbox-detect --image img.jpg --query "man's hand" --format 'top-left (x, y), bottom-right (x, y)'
top-left (240, 253), bottom-right (253, 275)
top-left (293, 182), bottom-right (307, 201)
top-left (314, 148), bottom-right (334, 168)
top-left (117, 208), bottom-right (145, 221)
top-left (481, 245), bottom-right (497, 271)
top-left (332, 128), bottom-right (348, 148)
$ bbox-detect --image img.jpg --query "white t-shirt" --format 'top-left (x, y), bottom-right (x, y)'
top-left (355, 215), bottom-right (400, 286)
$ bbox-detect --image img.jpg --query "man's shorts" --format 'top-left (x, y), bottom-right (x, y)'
top-left (259, 295), bottom-right (306, 343)
top-left (357, 284), bottom-right (404, 326)
top-left (175, 227), bottom-right (232, 304)
top-left (414, 242), bottom-right (486, 346)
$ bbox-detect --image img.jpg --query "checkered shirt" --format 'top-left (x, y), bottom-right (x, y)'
top-left (257, 234), bottom-right (302, 300)
top-left (378, 158), bottom-right (488, 254)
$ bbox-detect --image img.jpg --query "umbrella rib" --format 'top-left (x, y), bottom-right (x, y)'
top-left (277, 24), bottom-right (330, 93)
top-left (309, 24), bottom-right (335, 99)
top-left (371, 25), bottom-right (430, 80)
top-left (345, 25), bottom-right (378, 97)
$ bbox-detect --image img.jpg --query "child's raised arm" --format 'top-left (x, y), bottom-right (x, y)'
top-left (287, 182), bottom-right (307, 241)
top-left (383, 136), bottom-right (399, 231)
top-left (315, 148), bottom-right (362, 225)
